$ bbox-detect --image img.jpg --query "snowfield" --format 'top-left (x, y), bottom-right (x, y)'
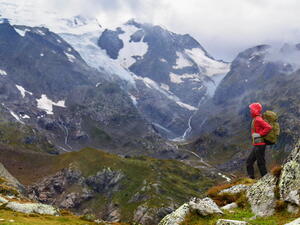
top-left (0, 69), bottom-right (7, 76)
top-left (15, 85), bottom-right (33, 98)
top-left (36, 94), bottom-right (66, 115)
top-left (117, 24), bottom-right (149, 68)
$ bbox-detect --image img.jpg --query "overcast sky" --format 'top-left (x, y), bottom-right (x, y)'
top-left (41, 0), bottom-right (300, 61)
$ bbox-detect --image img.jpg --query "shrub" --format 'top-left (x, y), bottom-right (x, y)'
top-left (275, 200), bottom-right (287, 212)
top-left (271, 165), bottom-right (283, 178)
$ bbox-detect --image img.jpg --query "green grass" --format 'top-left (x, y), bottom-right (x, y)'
top-left (182, 208), bottom-right (300, 225)
top-left (1, 147), bottom-right (218, 223)
top-left (0, 208), bottom-right (130, 225)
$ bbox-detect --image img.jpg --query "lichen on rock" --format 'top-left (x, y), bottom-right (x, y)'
top-left (246, 174), bottom-right (277, 217)
top-left (279, 141), bottom-right (300, 206)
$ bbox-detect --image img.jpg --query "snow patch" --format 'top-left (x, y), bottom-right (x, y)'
top-left (20, 114), bottom-right (30, 119)
top-left (14, 27), bottom-right (29, 37)
top-left (129, 94), bottom-right (138, 106)
top-left (173, 52), bottom-right (192, 69)
top-left (40, 53), bottom-right (44, 57)
top-left (160, 58), bottom-right (167, 63)
top-left (9, 110), bottom-right (24, 124)
top-left (169, 73), bottom-right (183, 84)
top-left (36, 94), bottom-right (66, 115)
top-left (64, 52), bottom-right (76, 63)
top-left (176, 101), bottom-right (197, 111)
top-left (185, 48), bottom-right (230, 76)
top-left (160, 83), bottom-right (170, 91)
top-left (117, 24), bottom-right (148, 68)
top-left (169, 73), bottom-right (201, 84)
top-left (15, 85), bottom-right (33, 98)
top-left (60, 32), bottom-right (135, 84)
top-left (0, 69), bottom-right (7, 76)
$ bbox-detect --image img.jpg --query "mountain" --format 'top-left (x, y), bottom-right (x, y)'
top-left (97, 19), bottom-right (230, 139)
top-left (186, 43), bottom-right (300, 171)
top-left (0, 21), bottom-right (178, 158)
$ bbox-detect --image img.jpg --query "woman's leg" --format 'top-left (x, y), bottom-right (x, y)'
top-left (246, 147), bottom-right (257, 179)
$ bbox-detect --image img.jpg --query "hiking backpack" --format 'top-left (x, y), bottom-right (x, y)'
top-left (262, 110), bottom-right (280, 145)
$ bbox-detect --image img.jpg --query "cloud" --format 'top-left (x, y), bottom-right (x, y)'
top-left (12, 0), bottom-right (300, 61)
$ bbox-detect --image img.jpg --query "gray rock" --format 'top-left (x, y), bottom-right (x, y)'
top-left (158, 203), bottom-right (190, 225)
top-left (0, 163), bottom-right (24, 193)
top-left (216, 219), bottom-right (248, 225)
top-left (220, 184), bottom-right (249, 195)
top-left (285, 218), bottom-right (300, 225)
top-left (279, 141), bottom-right (300, 206)
top-left (221, 202), bottom-right (238, 210)
top-left (287, 204), bottom-right (299, 214)
top-left (6, 201), bottom-right (59, 215)
top-left (189, 197), bottom-right (223, 216)
top-left (86, 168), bottom-right (124, 195)
top-left (246, 174), bottom-right (277, 217)
top-left (101, 202), bottom-right (121, 223)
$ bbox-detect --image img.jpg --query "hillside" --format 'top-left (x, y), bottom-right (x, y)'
top-left (0, 142), bottom-right (221, 224)
top-left (159, 139), bottom-right (300, 225)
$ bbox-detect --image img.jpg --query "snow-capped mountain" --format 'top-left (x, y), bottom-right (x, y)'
top-left (0, 20), bottom-right (177, 158)
top-left (0, 0), bottom-right (230, 140)
top-left (97, 20), bottom-right (230, 139)
top-left (187, 43), bottom-right (300, 171)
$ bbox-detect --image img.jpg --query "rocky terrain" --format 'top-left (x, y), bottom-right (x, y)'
top-left (0, 141), bottom-right (224, 224)
top-left (159, 138), bottom-right (300, 224)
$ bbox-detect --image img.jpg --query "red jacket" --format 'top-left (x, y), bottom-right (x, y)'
top-left (249, 103), bottom-right (272, 146)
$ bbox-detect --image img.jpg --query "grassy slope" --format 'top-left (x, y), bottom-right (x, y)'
top-left (0, 146), bottom-right (218, 222)
top-left (182, 208), bottom-right (300, 225)
top-left (182, 177), bottom-right (300, 225)
top-left (0, 209), bottom-right (100, 225)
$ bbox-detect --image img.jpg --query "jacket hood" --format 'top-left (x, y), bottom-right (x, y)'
top-left (249, 102), bottom-right (262, 118)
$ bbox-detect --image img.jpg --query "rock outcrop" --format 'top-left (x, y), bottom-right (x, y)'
top-left (6, 201), bottom-right (59, 215)
top-left (279, 140), bottom-right (300, 206)
top-left (0, 163), bottom-right (24, 194)
top-left (159, 197), bottom-right (223, 225)
top-left (216, 219), bottom-right (248, 225)
top-left (220, 184), bottom-right (249, 195)
top-left (285, 218), bottom-right (300, 225)
top-left (246, 174), bottom-right (278, 217)
top-left (188, 197), bottom-right (223, 216)
top-left (158, 203), bottom-right (190, 225)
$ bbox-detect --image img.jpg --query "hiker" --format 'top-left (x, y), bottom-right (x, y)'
top-left (246, 102), bottom-right (272, 179)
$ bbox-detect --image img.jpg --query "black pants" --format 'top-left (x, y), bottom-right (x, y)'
top-left (246, 145), bottom-right (267, 179)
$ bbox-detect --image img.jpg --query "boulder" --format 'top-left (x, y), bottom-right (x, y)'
top-left (287, 204), bottom-right (299, 214)
top-left (279, 141), bottom-right (300, 206)
top-left (158, 203), bottom-right (190, 225)
top-left (246, 174), bottom-right (277, 217)
top-left (189, 197), bottom-right (223, 216)
top-left (220, 184), bottom-right (249, 195)
top-left (86, 168), bottom-right (124, 195)
top-left (221, 202), bottom-right (238, 210)
top-left (216, 219), bottom-right (248, 225)
top-left (6, 202), bottom-right (59, 215)
top-left (285, 218), bottom-right (300, 225)
top-left (0, 163), bottom-right (24, 193)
